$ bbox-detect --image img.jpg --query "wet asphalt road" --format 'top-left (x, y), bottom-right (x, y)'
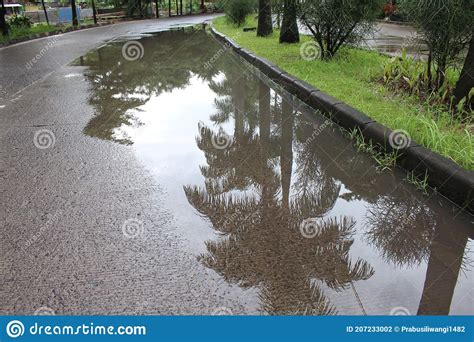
top-left (0, 14), bottom-right (253, 315)
top-left (1, 16), bottom-right (472, 316)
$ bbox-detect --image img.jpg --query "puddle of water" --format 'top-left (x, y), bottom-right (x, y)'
top-left (74, 27), bottom-right (473, 315)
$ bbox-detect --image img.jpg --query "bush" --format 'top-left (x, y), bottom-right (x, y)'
top-left (382, 50), bottom-right (469, 116)
top-left (219, 0), bottom-right (256, 26)
top-left (7, 15), bottom-right (32, 29)
top-left (298, 0), bottom-right (384, 59)
top-left (398, 0), bottom-right (474, 90)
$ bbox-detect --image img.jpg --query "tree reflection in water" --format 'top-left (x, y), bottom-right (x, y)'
top-left (76, 28), bottom-right (223, 145)
top-left (76, 27), bottom-right (472, 315)
top-left (184, 75), bottom-right (374, 315)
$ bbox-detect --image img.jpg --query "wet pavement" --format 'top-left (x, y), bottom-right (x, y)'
top-left (1, 21), bottom-right (473, 315)
top-left (299, 21), bottom-right (428, 58)
top-left (364, 22), bottom-right (428, 58)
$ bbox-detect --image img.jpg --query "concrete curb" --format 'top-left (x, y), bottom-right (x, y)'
top-left (0, 22), bottom-right (114, 48)
top-left (210, 27), bottom-right (474, 214)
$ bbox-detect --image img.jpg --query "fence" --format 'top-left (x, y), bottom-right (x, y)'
top-left (25, 7), bottom-right (94, 24)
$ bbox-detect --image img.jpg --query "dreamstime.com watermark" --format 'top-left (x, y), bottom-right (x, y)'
top-left (389, 129), bottom-right (411, 150)
top-left (5, 320), bottom-right (146, 338)
top-left (122, 41), bottom-right (145, 62)
top-left (25, 36), bottom-right (59, 70)
top-left (122, 218), bottom-right (145, 239)
top-left (300, 41), bottom-right (322, 61)
top-left (204, 33), bottom-right (242, 70)
top-left (33, 129), bottom-right (56, 150)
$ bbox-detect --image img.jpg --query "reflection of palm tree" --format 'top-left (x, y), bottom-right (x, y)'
top-left (185, 80), bottom-right (374, 315)
top-left (365, 194), bottom-right (436, 268)
top-left (364, 184), bottom-right (472, 315)
top-left (77, 28), bottom-right (223, 144)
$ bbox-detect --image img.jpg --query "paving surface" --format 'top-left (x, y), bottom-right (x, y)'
top-left (1, 14), bottom-right (253, 315)
top-left (0, 15), bottom-right (471, 316)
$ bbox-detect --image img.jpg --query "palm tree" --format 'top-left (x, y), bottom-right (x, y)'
top-left (280, 0), bottom-right (299, 43)
top-left (257, 0), bottom-right (273, 37)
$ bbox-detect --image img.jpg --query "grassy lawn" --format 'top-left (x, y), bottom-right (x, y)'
top-left (0, 24), bottom-right (59, 43)
top-left (0, 19), bottom-right (96, 44)
top-left (213, 16), bottom-right (473, 170)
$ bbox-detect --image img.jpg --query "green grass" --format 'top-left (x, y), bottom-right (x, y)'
top-left (213, 16), bottom-right (474, 170)
top-left (0, 24), bottom-right (59, 43)
top-left (0, 19), bottom-right (96, 44)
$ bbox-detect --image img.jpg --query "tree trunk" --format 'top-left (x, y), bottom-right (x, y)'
top-left (280, 97), bottom-right (294, 211)
top-left (426, 51), bottom-right (432, 90)
top-left (454, 35), bottom-right (474, 108)
top-left (257, 0), bottom-right (273, 37)
top-left (417, 221), bottom-right (468, 315)
top-left (139, 0), bottom-right (143, 18)
top-left (279, 0), bottom-right (299, 43)
top-left (91, 0), bottom-right (97, 24)
top-left (40, 0), bottom-right (49, 25)
top-left (155, 0), bottom-right (159, 18)
top-left (71, 0), bottom-right (78, 27)
top-left (0, 0), bottom-right (8, 36)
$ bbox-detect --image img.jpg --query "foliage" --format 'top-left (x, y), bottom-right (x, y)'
top-left (406, 171), bottom-right (430, 195)
top-left (219, 0), bottom-right (256, 26)
top-left (382, 49), bottom-right (472, 117)
top-left (398, 0), bottom-right (474, 89)
top-left (125, 0), bottom-right (153, 17)
top-left (213, 16), bottom-right (474, 169)
top-left (0, 23), bottom-right (58, 43)
top-left (7, 15), bottom-right (32, 29)
top-left (298, 0), bottom-right (384, 59)
top-left (272, 0), bottom-right (284, 28)
top-left (348, 128), bottom-right (399, 171)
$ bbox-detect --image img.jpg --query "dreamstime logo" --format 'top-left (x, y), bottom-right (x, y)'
top-left (122, 218), bottom-right (144, 238)
top-left (212, 307), bottom-right (233, 315)
top-left (389, 129), bottom-right (411, 150)
top-left (34, 306), bottom-right (56, 315)
top-left (122, 41), bottom-right (145, 61)
top-left (299, 218), bottom-right (322, 239)
top-left (25, 36), bottom-right (59, 70)
top-left (6, 320), bottom-right (25, 338)
top-left (300, 41), bottom-right (322, 61)
top-left (33, 129), bottom-right (56, 149)
top-left (390, 306), bottom-right (411, 315)
top-left (211, 129), bottom-right (233, 150)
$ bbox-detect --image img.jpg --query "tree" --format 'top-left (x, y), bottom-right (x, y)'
top-left (299, 0), bottom-right (383, 59)
top-left (71, 0), bottom-right (78, 27)
top-left (91, 0), bottom-right (98, 24)
top-left (399, 0), bottom-right (474, 90)
top-left (257, 0), bottom-right (273, 37)
top-left (454, 35), bottom-right (474, 109)
top-left (220, 0), bottom-right (255, 26)
top-left (279, 0), bottom-right (299, 43)
top-left (40, 0), bottom-right (49, 25)
top-left (0, 0), bottom-right (8, 37)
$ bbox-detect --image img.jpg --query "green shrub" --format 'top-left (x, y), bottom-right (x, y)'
top-left (398, 0), bottom-right (474, 90)
top-left (219, 0), bottom-right (256, 26)
top-left (7, 15), bottom-right (32, 29)
top-left (299, 0), bottom-right (384, 59)
top-left (382, 50), bottom-right (470, 116)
